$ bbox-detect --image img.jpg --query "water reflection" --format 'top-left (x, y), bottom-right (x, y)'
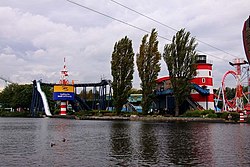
top-left (110, 121), bottom-right (132, 166)
top-left (1, 118), bottom-right (250, 166)
top-left (166, 123), bottom-right (214, 166)
top-left (139, 122), bottom-right (158, 165)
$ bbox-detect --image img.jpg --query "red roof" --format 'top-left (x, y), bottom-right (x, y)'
top-left (156, 76), bottom-right (170, 83)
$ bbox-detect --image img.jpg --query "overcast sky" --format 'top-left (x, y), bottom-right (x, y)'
top-left (0, 0), bottom-right (249, 90)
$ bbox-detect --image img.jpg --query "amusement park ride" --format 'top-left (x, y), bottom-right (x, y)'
top-left (215, 58), bottom-right (249, 112)
top-left (30, 16), bottom-right (250, 119)
top-left (215, 16), bottom-right (250, 117)
top-left (30, 58), bottom-right (112, 117)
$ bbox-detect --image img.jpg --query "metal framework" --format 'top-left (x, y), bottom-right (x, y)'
top-left (30, 79), bottom-right (112, 116)
top-left (217, 58), bottom-right (249, 112)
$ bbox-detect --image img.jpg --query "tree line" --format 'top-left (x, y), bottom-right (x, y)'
top-left (111, 28), bottom-right (198, 116)
top-left (1, 28), bottom-right (238, 116)
top-left (0, 28), bottom-right (202, 116)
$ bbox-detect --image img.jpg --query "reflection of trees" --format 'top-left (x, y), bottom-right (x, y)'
top-left (139, 122), bottom-right (158, 164)
top-left (110, 121), bottom-right (132, 165)
top-left (166, 122), bottom-right (213, 165)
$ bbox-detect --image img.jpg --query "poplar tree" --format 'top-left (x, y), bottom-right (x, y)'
top-left (163, 29), bottom-right (198, 116)
top-left (136, 29), bottom-right (161, 114)
top-left (111, 36), bottom-right (134, 115)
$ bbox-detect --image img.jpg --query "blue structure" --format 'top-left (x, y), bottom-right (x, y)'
top-left (30, 79), bottom-right (112, 117)
top-left (154, 83), bottom-right (210, 115)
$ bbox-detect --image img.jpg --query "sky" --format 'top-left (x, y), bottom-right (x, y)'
top-left (0, 0), bottom-right (249, 90)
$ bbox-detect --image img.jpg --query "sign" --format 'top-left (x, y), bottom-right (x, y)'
top-left (53, 85), bottom-right (74, 101)
top-left (243, 16), bottom-right (250, 63)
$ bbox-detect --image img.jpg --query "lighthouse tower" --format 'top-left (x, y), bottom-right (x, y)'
top-left (59, 58), bottom-right (69, 115)
top-left (191, 55), bottom-right (214, 110)
top-left (53, 58), bottom-right (74, 115)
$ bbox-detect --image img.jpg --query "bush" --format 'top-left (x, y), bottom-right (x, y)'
top-left (216, 112), bottom-right (239, 122)
top-left (216, 112), bottom-right (228, 119)
top-left (182, 109), bottom-right (217, 118)
top-left (201, 109), bottom-right (214, 115)
top-left (229, 112), bottom-right (240, 122)
top-left (207, 113), bottom-right (217, 118)
top-left (182, 110), bottom-right (201, 117)
top-left (0, 111), bottom-right (30, 117)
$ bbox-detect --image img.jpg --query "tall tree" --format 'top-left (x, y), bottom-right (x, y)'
top-left (136, 29), bottom-right (161, 114)
top-left (0, 84), bottom-right (33, 109)
top-left (163, 28), bottom-right (198, 116)
top-left (111, 36), bottom-right (134, 115)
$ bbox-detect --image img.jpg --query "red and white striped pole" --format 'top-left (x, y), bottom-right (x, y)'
top-left (240, 112), bottom-right (245, 123)
top-left (60, 101), bottom-right (67, 115)
top-left (59, 58), bottom-right (69, 115)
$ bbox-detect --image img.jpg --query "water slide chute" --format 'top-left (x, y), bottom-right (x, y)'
top-left (36, 80), bottom-right (52, 116)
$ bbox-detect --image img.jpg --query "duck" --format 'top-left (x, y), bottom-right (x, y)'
top-left (50, 142), bottom-right (56, 147)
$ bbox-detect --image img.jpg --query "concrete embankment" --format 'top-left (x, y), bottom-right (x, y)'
top-left (49, 115), bottom-right (238, 123)
top-left (79, 115), bottom-right (232, 123)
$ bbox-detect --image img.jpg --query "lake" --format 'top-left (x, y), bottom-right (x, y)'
top-left (0, 117), bottom-right (250, 166)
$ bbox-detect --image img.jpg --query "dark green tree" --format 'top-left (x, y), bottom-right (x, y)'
top-left (0, 83), bottom-right (55, 112)
top-left (111, 36), bottom-right (134, 115)
top-left (136, 28), bottom-right (161, 114)
top-left (0, 84), bottom-right (33, 109)
top-left (163, 29), bottom-right (198, 116)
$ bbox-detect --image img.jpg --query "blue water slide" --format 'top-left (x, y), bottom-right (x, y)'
top-left (191, 83), bottom-right (210, 96)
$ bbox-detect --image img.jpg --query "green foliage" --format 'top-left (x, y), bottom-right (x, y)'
top-left (182, 110), bottom-right (240, 121)
top-left (216, 112), bottom-right (229, 119)
top-left (182, 109), bottom-right (215, 117)
top-left (183, 110), bottom-right (201, 117)
top-left (111, 36), bottom-right (134, 115)
top-left (0, 83), bottom-right (55, 115)
top-left (207, 113), bottom-right (218, 118)
top-left (163, 29), bottom-right (198, 116)
top-left (136, 28), bottom-right (161, 114)
top-left (201, 109), bottom-right (215, 115)
top-left (227, 112), bottom-right (239, 122)
top-left (0, 84), bottom-right (33, 109)
top-left (0, 111), bottom-right (30, 117)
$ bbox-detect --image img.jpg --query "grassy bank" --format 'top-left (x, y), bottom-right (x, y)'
top-left (0, 111), bottom-right (30, 117)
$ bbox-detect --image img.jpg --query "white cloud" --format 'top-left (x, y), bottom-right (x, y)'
top-left (0, 0), bottom-right (249, 90)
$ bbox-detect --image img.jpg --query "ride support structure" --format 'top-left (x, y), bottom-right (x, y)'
top-left (218, 58), bottom-right (249, 112)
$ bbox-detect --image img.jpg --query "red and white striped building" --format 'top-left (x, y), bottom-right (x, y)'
top-left (190, 55), bottom-right (214, 110)
top-left (156, 55), bottom-right (214, 111)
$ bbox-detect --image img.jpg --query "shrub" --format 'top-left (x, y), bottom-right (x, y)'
top-left (229, 112), bottom-right (240, 122)
top-left (201, 109), bottom-right (214, 115)
top-left (216, 112), bottom-right (239, 122)
top-left (182, 109), bottom-right (217, 118)
top-left (216, 112), bottom-right (228, 119)
top-left (0, 111), bottom-right (30, 117)
top-left (182, 110), bottom-right (201, 117)
top-left (207, 113), bottom-right (217, 118)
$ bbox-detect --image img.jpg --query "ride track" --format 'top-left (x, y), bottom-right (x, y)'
top-left (216, 59), bottom-right (250, 112)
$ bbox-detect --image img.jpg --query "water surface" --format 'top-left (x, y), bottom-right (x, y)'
top-left (0, 118), bottom-right (250, 166)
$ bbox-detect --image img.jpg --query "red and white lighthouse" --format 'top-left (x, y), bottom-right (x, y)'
top-left (59, 58), bottom-right (69, 115)
top-left (53, 58), bottom-right (75, 115)
top-left (191, 55), bottom-right (214, 110)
